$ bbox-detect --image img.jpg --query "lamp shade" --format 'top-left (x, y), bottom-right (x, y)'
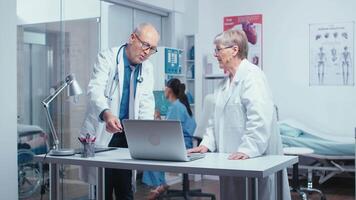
top-left (66, 74), bottom-right (83, 96)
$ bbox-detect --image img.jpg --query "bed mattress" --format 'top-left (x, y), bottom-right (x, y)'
top-left (279, 119), bottom-right (355, 156)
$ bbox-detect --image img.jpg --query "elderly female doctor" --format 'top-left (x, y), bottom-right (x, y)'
top-left (188, 29), bottom-right (291, 200)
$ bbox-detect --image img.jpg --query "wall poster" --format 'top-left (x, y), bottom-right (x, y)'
top-left (309, 22), bottom-right (354, 86)
top-left (224, 14), bottom-right (263, 68)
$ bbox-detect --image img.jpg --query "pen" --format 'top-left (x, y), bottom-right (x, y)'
top-left (86, 133), bottom-right (90, 143)
top-left (78, 137), bottom-right (84, 144)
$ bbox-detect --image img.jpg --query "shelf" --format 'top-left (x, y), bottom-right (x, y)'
top-left (204, 74), bottom-right (227, 79)
top-left (184, 35), bottom-right (196, 116)
top-left (166, 74), bottom-right (185, 77)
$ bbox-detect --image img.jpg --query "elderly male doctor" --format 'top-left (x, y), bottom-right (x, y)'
top-left (80, 23), bottom-right (159, 200)
top-left (189, 29), bottom-right (291, 200)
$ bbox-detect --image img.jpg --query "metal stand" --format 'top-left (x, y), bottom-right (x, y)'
top-left (291, 163), bottom-right (326, 200)
top-left (159, 174), bottom-right (215, 200)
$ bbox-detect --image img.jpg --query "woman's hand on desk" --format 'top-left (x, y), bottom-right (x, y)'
top-left (187, 145), bottom-right (209, 154)
top-left (103, 111), bottom-right (123, 133)
top-left (228, 152), bottom-right (249, 160)
top-left (154, 110), bottom-right (161, 120)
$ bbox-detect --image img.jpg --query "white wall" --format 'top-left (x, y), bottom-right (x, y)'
top-left (0, 0), bottom-right (18, 199)
top-left (182, 0), bottom-right (198, 36)
top-left (100, 0), bottom-right (184, 49)
top-left (133, 0), bottom-right (185, 48)
top-left (17, 0), bottom-right (100, 25)
top-left (132, 0), bottom-right (185, 48)
top-left (108, 0), bottom-right (184, 13)
top-left (194, 0), bottom-right (356, 137)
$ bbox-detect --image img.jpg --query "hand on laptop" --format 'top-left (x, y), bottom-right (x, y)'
top-left (103, 110), bottom-right (123, 133)
top-left (228, 152), bottom-right (249, 160)
top-left (154, 110), bottom-right (161, 120)
top-left (187, 145), bottom-right (209, 154)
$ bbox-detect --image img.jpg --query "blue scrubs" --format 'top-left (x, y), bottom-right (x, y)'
top-left (142, 99), bottom-right (196, 186)
top-left (166, 100), bottom-right (196, 149)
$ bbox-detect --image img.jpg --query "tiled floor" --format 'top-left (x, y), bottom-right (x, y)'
top-left (26, 175), bottom-right (354, 200)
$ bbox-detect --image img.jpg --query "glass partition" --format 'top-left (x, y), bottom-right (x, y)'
top-left (17, 0), bottom-right (100, 199)
top-left (17, 0), bottom-right (171, 199)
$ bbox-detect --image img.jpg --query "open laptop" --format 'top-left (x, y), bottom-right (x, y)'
top-left (122, 119), bottom-right (205, 162)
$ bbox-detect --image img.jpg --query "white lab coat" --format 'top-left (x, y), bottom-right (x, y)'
top-left (200, 59), bottom-right (291, 200)
top-left (79, 45), bottom-right (155, 184)
top-left (194, 93), bottom-right (215, 138)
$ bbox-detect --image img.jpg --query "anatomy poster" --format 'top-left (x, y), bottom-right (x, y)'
top-left (224, 14), bottom-right (263, 68)
top-left (309, 22), bottom-right (354, 86)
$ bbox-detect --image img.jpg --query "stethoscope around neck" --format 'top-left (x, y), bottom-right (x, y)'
top-left (105, 44), bottom-right (143, 101)
top-left (116, 44), bottom-right (144, 83)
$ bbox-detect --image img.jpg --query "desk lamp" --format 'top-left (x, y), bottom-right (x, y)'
top-left (42, 74), bottom-right (82, 156)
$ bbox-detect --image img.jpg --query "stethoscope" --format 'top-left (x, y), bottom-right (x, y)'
top-left (105, 44), bottom-right (143, 101)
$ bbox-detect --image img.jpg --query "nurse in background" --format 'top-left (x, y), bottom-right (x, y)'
top-left (143, 78), bottom-right (196, 200)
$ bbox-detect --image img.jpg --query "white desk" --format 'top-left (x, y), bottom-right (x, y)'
top-left (34, 148), bottom-right (297, 200)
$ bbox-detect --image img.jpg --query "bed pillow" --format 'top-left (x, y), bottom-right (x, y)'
top-left (279, 123), bottom-right (303, 137)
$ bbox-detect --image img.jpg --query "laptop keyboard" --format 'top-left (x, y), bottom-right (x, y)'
top-left (188, 153), bottom-right (205, 161)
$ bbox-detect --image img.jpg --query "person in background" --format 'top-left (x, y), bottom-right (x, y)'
top-left (144, 78), bottom-right (196, 200)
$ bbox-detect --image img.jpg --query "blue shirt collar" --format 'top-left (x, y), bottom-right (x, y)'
top-left (123, 46), bottom-right (139, 70)
top-left (123, 46), bottom-right (130, 68)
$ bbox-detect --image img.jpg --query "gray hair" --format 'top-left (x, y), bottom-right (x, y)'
top-left (214, 29), bottom-right (248, 59)
top-left (133, 23), bottom-right (160, 40)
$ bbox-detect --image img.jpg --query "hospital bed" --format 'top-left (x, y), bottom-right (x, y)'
top-left (279, 119), bottom-right (355, 185)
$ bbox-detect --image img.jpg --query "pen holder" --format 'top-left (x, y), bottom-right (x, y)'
top-left (81, 142), bottom-right (95, 158)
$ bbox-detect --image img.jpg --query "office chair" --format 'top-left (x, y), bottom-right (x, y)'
top-left (159, 136), bottom-right (216, 200)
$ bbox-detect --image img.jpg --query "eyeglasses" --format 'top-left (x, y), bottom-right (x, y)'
top-left (134, 33), bottom-right (158, 55)
top-left (214, 46), bottom-right (234, 54)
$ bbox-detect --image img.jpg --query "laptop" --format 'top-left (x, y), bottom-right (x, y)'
top-left (122, 119), bottom-right (205, 162)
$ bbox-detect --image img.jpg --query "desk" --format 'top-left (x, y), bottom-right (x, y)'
top-left (34, 148), bottom-right (297, 200)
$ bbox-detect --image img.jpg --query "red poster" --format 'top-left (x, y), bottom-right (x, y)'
top-left (223, 14), bottom-right (263, 68)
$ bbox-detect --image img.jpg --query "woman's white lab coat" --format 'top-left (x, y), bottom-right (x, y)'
top-left (79, 45), bottom-right (155, 184)
top-left (200, 59), bottom-right (291, 200)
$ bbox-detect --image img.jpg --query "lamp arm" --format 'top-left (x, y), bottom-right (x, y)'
top-left (43, 105), bottom-right (60, 149)
top-left (41, 80), bottom-right (70, 150)
top-left (42, 80), bottom-right (71, 107)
